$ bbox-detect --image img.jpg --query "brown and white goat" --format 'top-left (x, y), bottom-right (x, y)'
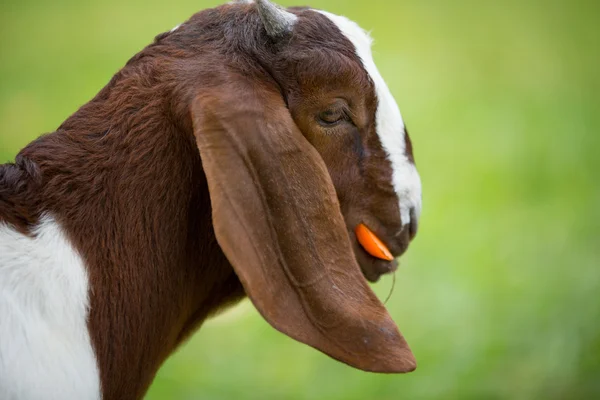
top-left (0, 1), bottom-right (422, 399)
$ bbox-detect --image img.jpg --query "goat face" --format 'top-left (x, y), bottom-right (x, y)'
top-left (274, 10), bottom-right (422, 283)
top-left (185, 1), bottom-right (422, 282)
top-left (172, 2), bottom-right (421, 282)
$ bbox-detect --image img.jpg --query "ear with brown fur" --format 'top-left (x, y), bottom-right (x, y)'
top-left (191, 76), bottom-right (416, 373)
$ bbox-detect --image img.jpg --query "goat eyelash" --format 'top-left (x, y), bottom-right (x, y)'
top-left (317, 107), bottom-right (355, 128)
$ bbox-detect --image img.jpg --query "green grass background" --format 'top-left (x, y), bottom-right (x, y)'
top-left (1, 0), bottom-right (599, 398)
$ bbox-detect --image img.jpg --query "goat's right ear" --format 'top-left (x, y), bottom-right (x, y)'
top-left (191, 79), bottom-right (416, 373)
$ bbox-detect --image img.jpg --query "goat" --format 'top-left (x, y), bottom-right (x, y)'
top-left (0, 1), bottom-right (423, 399)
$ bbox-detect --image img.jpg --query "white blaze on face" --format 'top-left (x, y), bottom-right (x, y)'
top-left (316, 10), bottom-right (423, 229)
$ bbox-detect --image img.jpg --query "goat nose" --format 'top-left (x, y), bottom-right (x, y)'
top-left (408, 207), bottom-right (419, 240)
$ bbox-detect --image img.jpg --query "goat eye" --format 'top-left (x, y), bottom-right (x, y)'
top-left (318, 109), bottom-right (345, 126)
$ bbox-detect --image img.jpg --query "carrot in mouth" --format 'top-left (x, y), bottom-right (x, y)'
top-left (355, 223), bottom-right (394, 261)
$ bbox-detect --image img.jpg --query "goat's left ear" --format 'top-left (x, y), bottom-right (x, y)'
top-left (191, 77), bottom-right (416, 373)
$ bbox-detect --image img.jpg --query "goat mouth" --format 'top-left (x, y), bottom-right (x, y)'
top-left (353, 223), bottom-right (403, 283)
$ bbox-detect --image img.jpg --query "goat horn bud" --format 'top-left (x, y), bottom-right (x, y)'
top-left (256, 0), bottom-right (297, 38)
top-left (355, 224), bottom-right (394, 261)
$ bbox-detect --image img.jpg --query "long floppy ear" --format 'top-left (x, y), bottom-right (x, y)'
top-left (192, 77), bottom-right (416, 373)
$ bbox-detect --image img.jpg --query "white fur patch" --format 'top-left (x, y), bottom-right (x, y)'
top-left (0, 217), bottom-right (101, 400)
top-left (316, 11), bottom-right (423, 228)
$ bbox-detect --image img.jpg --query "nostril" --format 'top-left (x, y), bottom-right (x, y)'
top-left (408, 207), bottom-right (418, 240)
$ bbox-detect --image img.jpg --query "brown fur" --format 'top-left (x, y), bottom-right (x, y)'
top-left (0, 3), bottom-right (417, 399)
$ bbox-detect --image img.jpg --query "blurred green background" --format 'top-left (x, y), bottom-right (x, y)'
top-left (1, 0), bottom-right (599, 398)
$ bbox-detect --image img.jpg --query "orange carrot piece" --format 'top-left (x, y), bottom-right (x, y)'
top-left (355, 224), bottom-right (394, 261)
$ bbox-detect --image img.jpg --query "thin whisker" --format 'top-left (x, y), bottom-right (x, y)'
top-left (384, 271), bottom-right (396, 305)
